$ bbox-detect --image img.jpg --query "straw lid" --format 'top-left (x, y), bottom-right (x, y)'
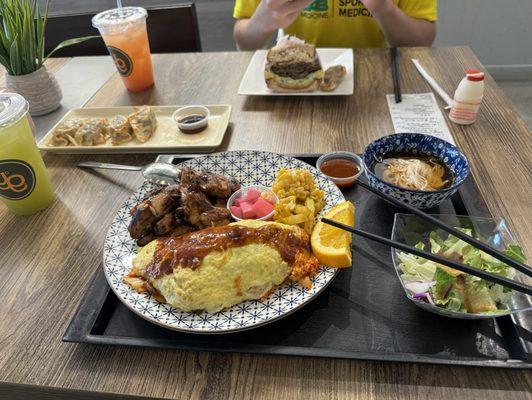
top-left (0, 92), bottom-right (29, 128)
top-left (92, 7), bottom-right (147, 29)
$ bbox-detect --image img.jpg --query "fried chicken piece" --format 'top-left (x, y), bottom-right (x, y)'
top-left (180, 189), bottom-right (231, 229)
top-left (137, 222), bottom-right (195, 247)
top-left (128, 168), bottom-right (239, 246)
top-left (180, 167), bottom-right (240, 198)
top-left (199, 172), bottom-right (240, 198)
top-left (179, 167), bottom-right (202, 190)
top-left (199, 208), bottom-right (232, 228)
top-left (128, 185), bottom-right (181, 239)
top-left (167, 224), bottom-right (195, 237)
top-left (129, 204), bottom-right (159, 240)
top-left (136, 233), bottom-right (156, 247)
top-left (212, 198), bottom-right (228, 208)
top-left (154, 213), bottom-right (176, 236)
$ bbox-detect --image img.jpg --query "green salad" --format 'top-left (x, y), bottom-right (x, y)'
top-left (397, 228), bottom-right (526, 314)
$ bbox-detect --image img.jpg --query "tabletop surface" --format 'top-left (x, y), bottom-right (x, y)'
top-left (0, 47), bottom-right (531, 400)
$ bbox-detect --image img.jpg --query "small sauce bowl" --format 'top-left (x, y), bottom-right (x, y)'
top-left (172, 105), bottom-right (210, 134)
top-left (317, 151), bottom-right (365, 188)
top-left (227, 186), bottom-right (279, 221)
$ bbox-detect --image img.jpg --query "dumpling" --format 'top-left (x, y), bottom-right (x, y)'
top-left (49, 118), bottom-right (85, 146)
top-left (109, 115), bottom-right (133, 145)
top-left (74, 118), bottom-right (109, 146)
top-left (128, 106), bottom-right (157, 143)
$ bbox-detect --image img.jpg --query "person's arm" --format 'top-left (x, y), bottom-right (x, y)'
top-left (234, 0), bottom-right (313, 50)
top-left (362, 0), bottom-right (436, 46)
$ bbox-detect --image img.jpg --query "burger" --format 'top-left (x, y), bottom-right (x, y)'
top-left (264, 36), bottom-right (323, 92)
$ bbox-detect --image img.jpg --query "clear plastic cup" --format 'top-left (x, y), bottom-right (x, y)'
top-left (92, 7), bottom-right (155, 92)
top-left (0, 93), bottom-right (54, 215)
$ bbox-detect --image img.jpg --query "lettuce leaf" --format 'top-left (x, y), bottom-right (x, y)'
top-left (431, 267), bottom-right (456, 301)
top-left (462, 247), bottom-right (481, 267)
top-left (504, 245), bottom-right (526, 263)
top-left (414, 241), bottom-right (425, 251)
top-left (441, 228), bottom-right (473, 258)
top-left (397, 251), bottom-right (437, 282)
top-left (429, 231), bottom-right (446, 254)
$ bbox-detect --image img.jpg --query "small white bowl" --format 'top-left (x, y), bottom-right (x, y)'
top-left (227, 186), bottom-right (279, 222)
top-left (172, 105), bottom-right (210, 133)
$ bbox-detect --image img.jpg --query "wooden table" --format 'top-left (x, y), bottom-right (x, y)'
top-left (1, 47), bottom-right (531, 400)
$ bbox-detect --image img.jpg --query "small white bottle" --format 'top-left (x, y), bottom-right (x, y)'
top-left (449, 69), bottom-right (485, 125)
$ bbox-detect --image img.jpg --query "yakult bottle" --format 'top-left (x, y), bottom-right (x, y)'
top-left (449, 69), bottom-right (485, 125)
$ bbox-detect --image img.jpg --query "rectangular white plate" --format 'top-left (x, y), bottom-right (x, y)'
top-left (238, 48), bottom-right (354, 96)
top-left (38, 105), bottom-right (231, 154)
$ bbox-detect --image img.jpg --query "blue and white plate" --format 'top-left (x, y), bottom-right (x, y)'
top-left (103, 151), bottom-right (345, 333)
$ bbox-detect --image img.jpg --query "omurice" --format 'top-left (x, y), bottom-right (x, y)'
top-left (124, 220), bottom-right (320, 313)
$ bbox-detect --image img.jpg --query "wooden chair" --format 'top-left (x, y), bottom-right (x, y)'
top-left (45, 3), bottom-right (202, 57)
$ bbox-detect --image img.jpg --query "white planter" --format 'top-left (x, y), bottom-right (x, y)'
top-left (5, 66), bottom-right (62, 116)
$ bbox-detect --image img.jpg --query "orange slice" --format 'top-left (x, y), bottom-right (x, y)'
top-left (311, 201), bottom-right (354, 268)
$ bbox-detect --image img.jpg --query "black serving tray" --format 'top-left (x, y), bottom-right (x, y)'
top-left (63, 154), bottom-right (532, 369)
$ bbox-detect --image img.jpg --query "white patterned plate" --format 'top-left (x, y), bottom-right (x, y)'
top-left (103, 151), bottom-right (345, 333)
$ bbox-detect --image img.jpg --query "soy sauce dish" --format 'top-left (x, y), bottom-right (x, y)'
top-left (173, 105), bottom-right (210, 134)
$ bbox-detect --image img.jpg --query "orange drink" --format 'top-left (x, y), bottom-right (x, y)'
top-left (92, 7), bottom-right (154, 92)
top-left (0, 93), bottom-right (54, 215)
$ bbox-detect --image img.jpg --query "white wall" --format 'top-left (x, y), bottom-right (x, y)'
top-left (435, 0), bottom-right (532, 79)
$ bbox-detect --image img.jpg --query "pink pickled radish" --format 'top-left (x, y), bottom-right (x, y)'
top-left (230, 205), bottom-right (243, 219)
top-left (252, 198), bottom-right (274, 218)
top-left (240, 201), bottom-right (255, 219)
top-left (245, 188), bottom-right (262, 203)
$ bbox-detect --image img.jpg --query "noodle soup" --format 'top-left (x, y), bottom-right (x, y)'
top-left (362, 133), bottom-right (470, 208)
top-left (371, 154), bottom-right (454, 191)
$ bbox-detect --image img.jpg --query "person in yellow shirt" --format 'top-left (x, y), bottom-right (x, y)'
top-left (234, 0), bottom-right (437, 50)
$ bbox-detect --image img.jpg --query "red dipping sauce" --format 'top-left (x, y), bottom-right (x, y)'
top-left (318, 154), bottom-right (363, 188)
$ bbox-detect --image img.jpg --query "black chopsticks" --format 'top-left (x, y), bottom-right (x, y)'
top-left (321, 218), bottom-right (532, 296)
top-left (357, 180), bottom-right (532, 277)
top-left (390, 47), bottom-right (401, 103)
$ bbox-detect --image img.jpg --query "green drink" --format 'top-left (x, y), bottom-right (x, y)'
top-left (0, 93), bottom-right (54, 215)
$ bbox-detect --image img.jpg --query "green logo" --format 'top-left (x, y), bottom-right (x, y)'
top-left (305, 0), bottom-right (328, 12)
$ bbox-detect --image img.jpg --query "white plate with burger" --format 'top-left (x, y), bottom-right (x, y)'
top-left (238, 36), bottom-right (353, 96)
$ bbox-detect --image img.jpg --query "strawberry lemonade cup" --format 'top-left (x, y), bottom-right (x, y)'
top-left (92, 7), bottom-right (154, 92)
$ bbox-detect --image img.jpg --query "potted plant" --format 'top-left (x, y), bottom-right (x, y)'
top-left (0, 0), bottom-right (98, 116)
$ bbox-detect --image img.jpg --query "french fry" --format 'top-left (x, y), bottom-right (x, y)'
top-left (280, 213), bottom-right (308, 225)
top-left (272, 168), bottom-right (326, 234)
top-left (304, 219), bottom-right (314, 234)
top-left (305, 197), bottom-right (315, 215)
top-left (294, 205), bottom-right (310, 214)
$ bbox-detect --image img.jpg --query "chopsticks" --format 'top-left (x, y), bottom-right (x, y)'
top-left (390, 47), bottom-right (401, 103)
top-left (321, 218), bottom-right (532, 296)
top-left (357, 180), bottom-right (532, 277)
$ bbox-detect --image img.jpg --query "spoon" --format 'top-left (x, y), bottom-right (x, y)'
top-left (77, 161), bottom-right (180, 186)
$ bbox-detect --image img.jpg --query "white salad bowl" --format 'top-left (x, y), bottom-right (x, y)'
top-left (391, 213), bottom-right (532, 319)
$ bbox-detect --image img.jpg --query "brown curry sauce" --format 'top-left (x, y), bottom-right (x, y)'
top-left (145, 224), bottom-right (309, 280)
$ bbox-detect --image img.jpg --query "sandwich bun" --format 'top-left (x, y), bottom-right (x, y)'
top-left (264, 37), bottom-right (323, 93)
top-left (266, 78), bottom-right (321, 93)
top-left (265, 69), bottom-right (323, 92)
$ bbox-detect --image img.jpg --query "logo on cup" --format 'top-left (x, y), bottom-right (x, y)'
top-left (0, 160), bottom-right (36, 200)
top-left (108, 46), bottom-right (133, 77)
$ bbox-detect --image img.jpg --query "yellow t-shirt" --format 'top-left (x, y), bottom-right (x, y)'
top-left (233, 0), bottom-right (437, 48)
